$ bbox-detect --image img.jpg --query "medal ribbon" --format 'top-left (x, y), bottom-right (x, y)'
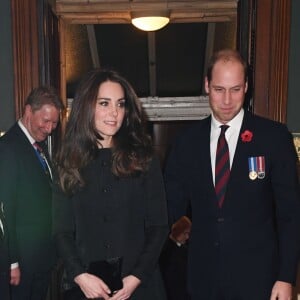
top-left (248, 157), bottom-right (257, 174)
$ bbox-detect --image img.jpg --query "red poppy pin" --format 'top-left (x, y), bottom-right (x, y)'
top-left (241, 130), bottom-right (253, 142)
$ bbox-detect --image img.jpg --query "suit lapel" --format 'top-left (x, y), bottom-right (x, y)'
top-left (197, 117), bottom-right (217, 200)
top-left (230, 112), bottom-right (255, 175)
top-left (13, 124), bottom-right (52, 180)
top-left (196, 117), bottom-right (214, 184)
top-left (204, 118), bottom-right (215, 190)
top-left (223, 112), bottom-right (256, 209)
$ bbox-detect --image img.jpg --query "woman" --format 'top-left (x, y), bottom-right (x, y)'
top-left (53, 69), bottom-right (168, 300)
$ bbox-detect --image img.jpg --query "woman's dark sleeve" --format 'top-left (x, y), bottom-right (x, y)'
top-left (130, 156), bottom-right (169, 283)
top-left (52, 182), bottom-right (86, 281)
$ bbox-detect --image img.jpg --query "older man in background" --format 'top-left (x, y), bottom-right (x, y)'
top-left (0, 86), bottom-right (64, 300)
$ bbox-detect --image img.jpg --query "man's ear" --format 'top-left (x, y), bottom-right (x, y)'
top-left (24, 104), bottom-right (32, 116)
top-left (204, 77), bottom-right (210, 94)
top-left (244, 81), bottom-right (248, 93)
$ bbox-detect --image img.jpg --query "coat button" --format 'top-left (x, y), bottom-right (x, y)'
top-left (214, 242), bottom-right (219, 247)
top-left (217, 217), bottom-right (224, 223)
top-left (102, 188), bottom-right (108, 193)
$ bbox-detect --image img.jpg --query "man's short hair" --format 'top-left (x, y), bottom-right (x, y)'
top-left (25, 86), bottom-right (64, 112)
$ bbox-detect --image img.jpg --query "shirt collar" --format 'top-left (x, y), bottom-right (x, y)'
top-left (211, 108), bottom-right (244, 132)
top-left (18, 119), bottom-right (35, 145)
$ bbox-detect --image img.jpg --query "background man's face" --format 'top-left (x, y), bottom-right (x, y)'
top-left (25, 104), bottom-right (60, 142)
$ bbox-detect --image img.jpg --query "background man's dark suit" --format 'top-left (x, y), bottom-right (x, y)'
top-left (165, 112), bottom-right (300, 299)
top-left (0, 203), bottom-right (10, 299)
top-left (0, 123), bottom-right (56, 298)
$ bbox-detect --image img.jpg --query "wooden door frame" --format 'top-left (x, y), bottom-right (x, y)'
top-left (253, 0), bottom-right (291, 122)
top-left (11, 0), bottom-right (40, 119)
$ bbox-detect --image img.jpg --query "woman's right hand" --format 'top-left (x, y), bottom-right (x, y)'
top-left (74, 273), bottom-right (111, 299)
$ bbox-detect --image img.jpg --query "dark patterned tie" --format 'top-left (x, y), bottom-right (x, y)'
top-left (33, 142), bottom-right (52, 180)
top-left (215, 125), bottom-right (230, 208)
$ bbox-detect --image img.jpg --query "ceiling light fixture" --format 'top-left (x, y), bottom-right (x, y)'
top-left (131, 11), bottom-right (170, 31)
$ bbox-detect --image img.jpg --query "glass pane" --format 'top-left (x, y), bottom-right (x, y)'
top-left (156, 23), bottom-right (207, 96)
top-left (95, 24), bottom-right (149, 96)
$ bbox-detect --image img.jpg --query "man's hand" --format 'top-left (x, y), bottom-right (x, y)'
top-left (270, 281), bottom-right (292, 300)
top-left (10, 267), bottom-right (21, 285)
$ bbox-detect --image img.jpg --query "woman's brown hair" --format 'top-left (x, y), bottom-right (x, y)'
top-left (55, 69), bottom-right (152, 194)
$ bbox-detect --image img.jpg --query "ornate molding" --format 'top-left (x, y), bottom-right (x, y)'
top-left (67, 96), bottom-right (210, 121)
top-left (140, 96), bottom-right (210, 121)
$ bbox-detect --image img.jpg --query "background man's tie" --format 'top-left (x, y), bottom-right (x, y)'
top-left (215, 125), bottom-right (230, 208)
top-left (33, 142), bottom-right (53, 180)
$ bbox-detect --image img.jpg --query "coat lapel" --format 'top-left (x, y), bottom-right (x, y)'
top-left (230, 112), bottom-right (256, 175)
top-left (198, 117), bottom-right (218, 205)
top-left (198, 116), bottom-right (214, 188)
top-left (13, 123), bottom-right (52, 181)
top-left (223, 112), bottom-right (256, 209)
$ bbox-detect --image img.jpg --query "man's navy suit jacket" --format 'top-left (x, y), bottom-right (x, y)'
top-left (0, 123), bottom-right (55, 273)
top-left (164, 112), bottom-right (300, 299)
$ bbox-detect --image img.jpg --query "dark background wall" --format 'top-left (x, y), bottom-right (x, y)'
top-left (0, 0), bottom-right (15, 132)
top-left (287, 0), bottom-right (300, 132)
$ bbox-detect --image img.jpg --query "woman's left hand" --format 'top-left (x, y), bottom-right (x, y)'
top-left (110, 275), bottom-right (141, 300)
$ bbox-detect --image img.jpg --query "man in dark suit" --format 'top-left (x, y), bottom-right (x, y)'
top-left (164, 49), bottom-right (300, 300)
top-left (0, 86), bottom-right (64, 299)
top-left (0, 201), bottom-right (10, 300)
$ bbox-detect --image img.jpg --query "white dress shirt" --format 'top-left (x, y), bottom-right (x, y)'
top-left (210, 109), bottom-right (244, 185)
